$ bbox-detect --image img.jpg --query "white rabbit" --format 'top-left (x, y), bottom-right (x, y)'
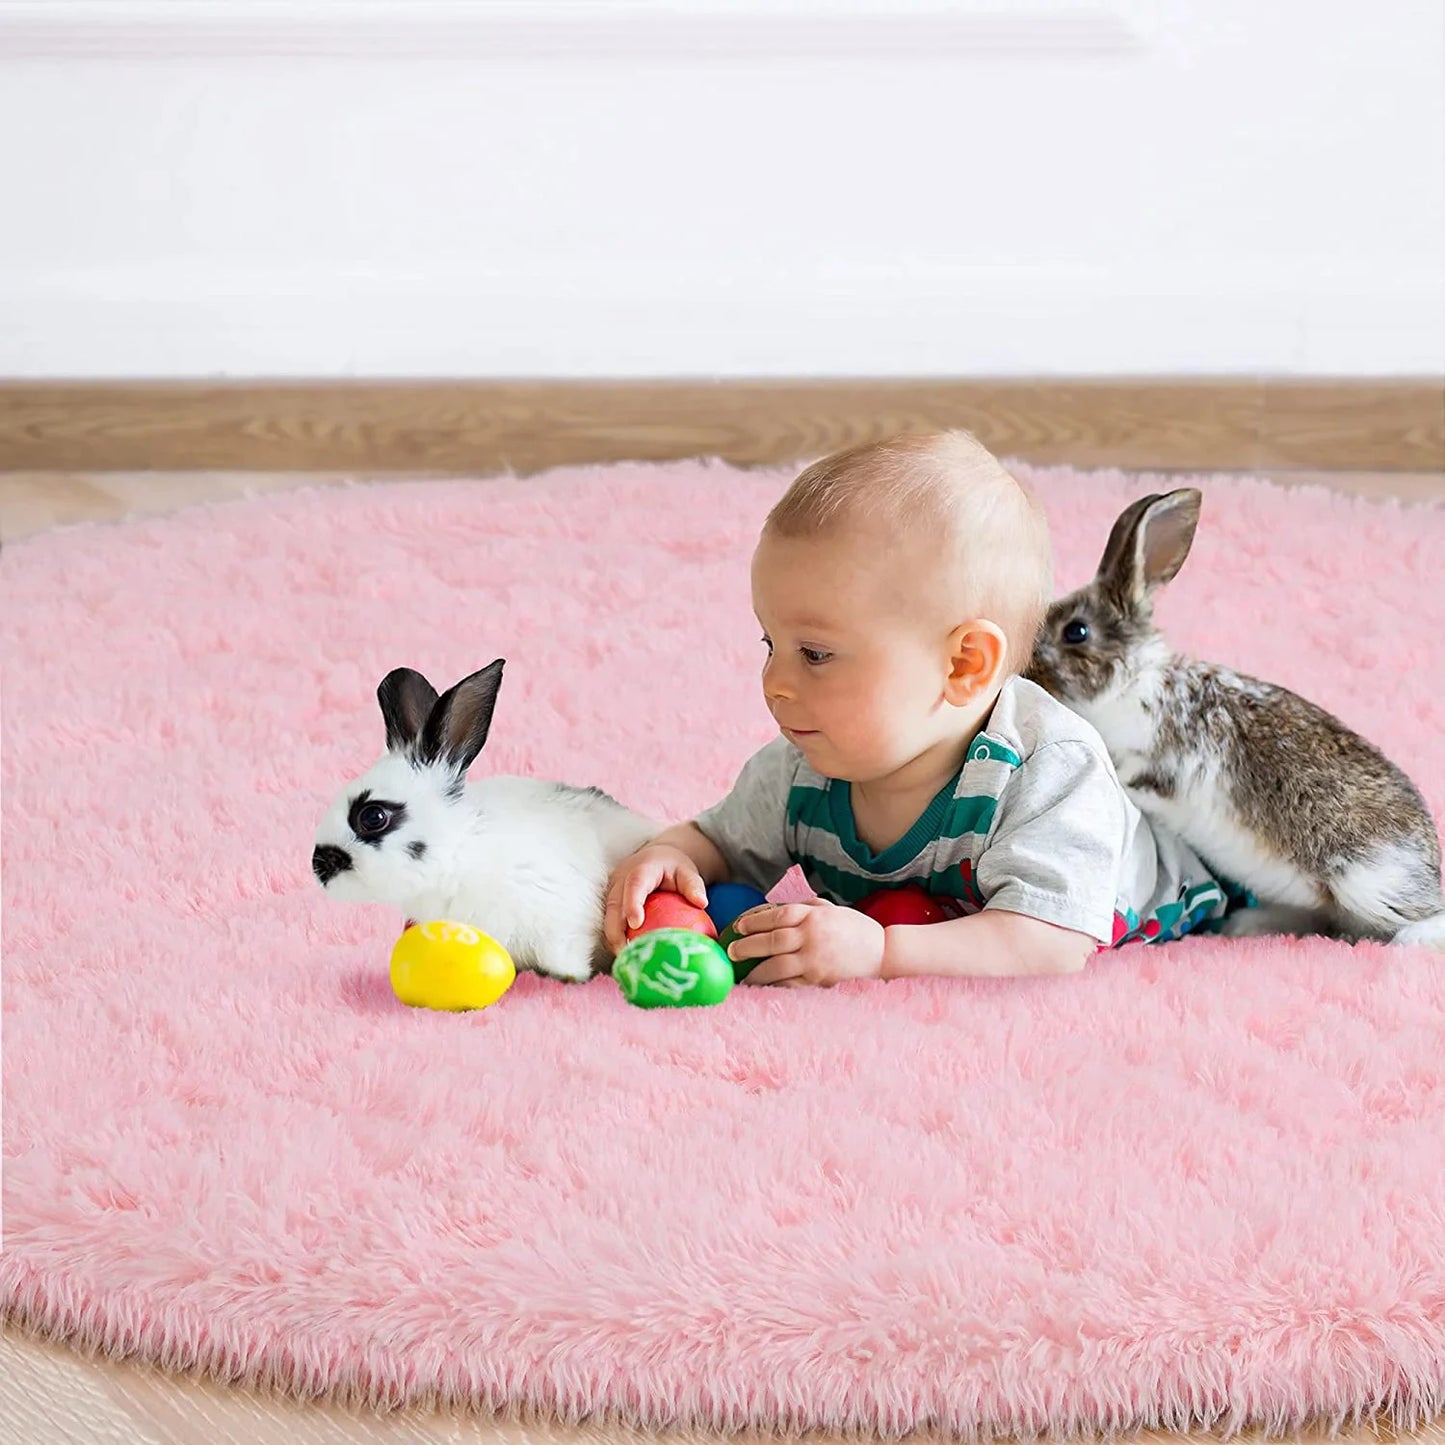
top-left (313, 660), bottom-right (659, 980)
top-left (1026, 489), bottom-right (1445, 948)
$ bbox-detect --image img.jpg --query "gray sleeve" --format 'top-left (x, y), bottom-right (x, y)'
top-left (693, 737), bottom-right (799, 893)
top-left (975, 739), bottom-right (1127, 946)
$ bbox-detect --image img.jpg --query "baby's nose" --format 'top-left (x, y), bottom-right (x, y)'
top-left (762, 658), bottom-right (793, 700)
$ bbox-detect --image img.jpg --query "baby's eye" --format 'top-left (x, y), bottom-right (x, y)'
top-left (800, 647), bottom-right (832, 666)
top-left (760, 635), bottom-right (774, 655)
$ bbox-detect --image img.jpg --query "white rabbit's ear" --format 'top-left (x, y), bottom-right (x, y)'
top-left (1097, 489), bottom-right (1201, 610)
top-left (416, 659), bottom-right (505, 776)
top-left (378, 668), bottom-right (439, 754)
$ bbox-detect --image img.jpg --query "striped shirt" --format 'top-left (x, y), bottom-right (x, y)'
top-left (695, 676), bottom-right (1228, 948)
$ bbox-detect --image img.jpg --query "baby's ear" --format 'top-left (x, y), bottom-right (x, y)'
top-left (946, 620), bottom-right (1008, 703)
top-left (378, 668), bottom-right (439, 754)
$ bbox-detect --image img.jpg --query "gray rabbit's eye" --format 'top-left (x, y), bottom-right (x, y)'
top-left (1062, 619), bottom-right (1090, 645)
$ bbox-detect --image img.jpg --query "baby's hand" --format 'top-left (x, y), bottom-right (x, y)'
top-left (603, 844), bottom-right (709, 956)
top-left (726, 898), bottom-right (885, 987)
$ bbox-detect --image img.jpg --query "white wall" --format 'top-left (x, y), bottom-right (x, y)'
top-left (1, 0), bottom-right (1441, 378)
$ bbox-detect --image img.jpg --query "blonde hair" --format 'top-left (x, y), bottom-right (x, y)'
top-left (765, 430), bottom-right (1053, 674)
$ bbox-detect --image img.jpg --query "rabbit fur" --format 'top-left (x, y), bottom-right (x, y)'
top-left (313, 660), bottom-right (659, 980)
top-left (1026, 489), bottom-right (1445, 947)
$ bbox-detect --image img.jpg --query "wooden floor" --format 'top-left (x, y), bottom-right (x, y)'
top-left (1, 461), bottom-right (1441, 1445)
top-left (2, 380), bottom-right (1443, 476)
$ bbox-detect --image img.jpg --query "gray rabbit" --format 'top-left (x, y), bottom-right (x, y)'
top-left (1027, 489), bottom-right (1445, 947)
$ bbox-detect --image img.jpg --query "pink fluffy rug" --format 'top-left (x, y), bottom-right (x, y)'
top-left (2, 461), bottom-right (1443, 1438)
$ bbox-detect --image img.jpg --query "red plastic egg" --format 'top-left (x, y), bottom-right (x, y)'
top-left (626, 890), bottom-right (719, 941)
top-left (855, 886), bottom-right (949, 927)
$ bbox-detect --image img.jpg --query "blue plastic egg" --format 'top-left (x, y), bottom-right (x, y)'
top-left (705, 881), bottom-right (768, 934)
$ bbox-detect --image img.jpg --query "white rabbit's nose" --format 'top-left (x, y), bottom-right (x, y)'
top-left (312, 844), bottom-right (352, 886)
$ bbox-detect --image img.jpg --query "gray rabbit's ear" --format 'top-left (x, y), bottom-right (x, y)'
top-left (1096, 489), bottom-right (1201, 610)
top-left (417, 659), bottom-right (505, 776)
top-left (377, 668), bottom-right (439, 754)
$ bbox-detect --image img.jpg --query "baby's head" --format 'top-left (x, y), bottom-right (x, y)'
top-left (752, 430), bottom-right (1052, 783)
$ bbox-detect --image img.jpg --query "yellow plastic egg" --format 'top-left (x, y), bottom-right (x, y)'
top-left (389, 920), bottom-right (516, 1011)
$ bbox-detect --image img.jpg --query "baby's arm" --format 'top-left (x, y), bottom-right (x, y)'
top-left (882, 908), bottom-right (1095, 979)
top-left (644, 821), bottom-right (729, 882)
top-left (961, 736), bottom-right (1126, 970)
top-left (725, 738), bottom-right (1131, 986)
top-left (729, 895), bottom-right (1093, 984)
top-left (744, 735), bottom-right (1121, 982)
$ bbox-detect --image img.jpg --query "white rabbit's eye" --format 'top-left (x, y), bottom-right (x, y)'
top-left (1062, 619), bottom-right (1090, 645)
top-left (347, 792), bottom-right (408, 843)
top-left (357, 803), bottom-right (390, 834)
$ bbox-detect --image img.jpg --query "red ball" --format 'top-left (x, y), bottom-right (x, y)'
top-left (855, 886), bottom-right (949, 927)
top-left (627, 890), bottom-right (719, 941)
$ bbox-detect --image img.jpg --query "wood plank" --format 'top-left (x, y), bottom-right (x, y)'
top-left (1, 380), bottom-right (1440, 474)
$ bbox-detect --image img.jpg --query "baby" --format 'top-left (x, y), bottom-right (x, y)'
top-left (603, 431), bottom-right (1229, 985)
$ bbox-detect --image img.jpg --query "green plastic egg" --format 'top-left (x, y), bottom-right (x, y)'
top-left (613, 928), bottom-right (734, 1009)
top-left (716, 921), bottom-right (761, 981)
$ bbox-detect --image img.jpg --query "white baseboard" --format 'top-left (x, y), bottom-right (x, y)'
top-left (3, 270), bottom-right (1440, 377)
